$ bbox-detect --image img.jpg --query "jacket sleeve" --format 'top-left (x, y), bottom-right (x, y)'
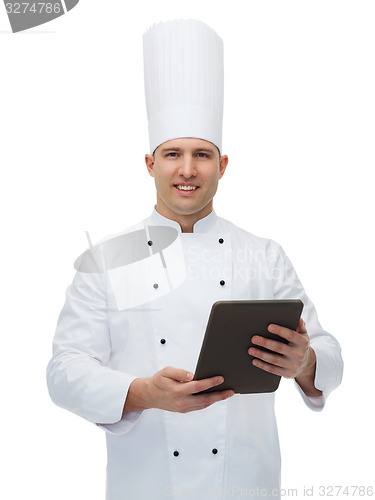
top-left (266, 240), bottom-right (343, 411)
top-left (46, 267), bottom-right (142, 433)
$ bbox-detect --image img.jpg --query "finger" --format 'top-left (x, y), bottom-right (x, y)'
top-left (188, 389), bottom-right (235, 409)
top-left (249, 346), bottom-right (289, 369)
top-left (267, 324), bottom-right (296, 342)
top-left (251, 357), bottom-right (286, 377)
top-left (266, 323), bottom-right (308, 346)
top-left (296, 317), bottom-right (307, 334)
top-left (250, 336), bottom-right (290, 356)
top-left (189, 375), bottom-right (226, 395)
top-left (161, 366), bottom-right (194, 383)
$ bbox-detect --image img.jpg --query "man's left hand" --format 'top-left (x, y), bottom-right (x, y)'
top-left (248, 318), bottom-right (322, 397)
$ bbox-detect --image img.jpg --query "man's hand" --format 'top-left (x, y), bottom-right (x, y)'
top-left (123, 366), bottom-right (234, 415)
top-left (248, 318), bottom-right (323, 397)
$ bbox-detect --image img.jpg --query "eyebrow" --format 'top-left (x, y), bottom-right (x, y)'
top-left (160, 147), bottom-right (215, 154)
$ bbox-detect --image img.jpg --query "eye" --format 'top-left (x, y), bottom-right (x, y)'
top-left (197, 152), bottom-right (209, 158)
top-left (166, 152), bottom-right (179, 158)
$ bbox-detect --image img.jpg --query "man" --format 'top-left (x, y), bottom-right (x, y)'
top-left (125, 136), bottom-right (323, 414)
top-left (47, 19), bottom-right (343, 499)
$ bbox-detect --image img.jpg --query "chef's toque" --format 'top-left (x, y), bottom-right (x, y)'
top-left (143, 19), bottom-right (224, 154)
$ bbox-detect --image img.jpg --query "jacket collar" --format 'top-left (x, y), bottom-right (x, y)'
top-left (148, 205), bottom-right (218, 234)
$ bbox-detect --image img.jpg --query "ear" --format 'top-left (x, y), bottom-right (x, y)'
top-left (145, 154), bottom-right (155, 177)
top-left (218, 155), bottom-right (228, 179)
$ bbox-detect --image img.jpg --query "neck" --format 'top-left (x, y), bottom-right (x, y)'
top-left (155, 200), bottom-right (213, 233)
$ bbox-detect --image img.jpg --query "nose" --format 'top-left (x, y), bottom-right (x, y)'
top-left (178, 156), bottom-right (197, 179)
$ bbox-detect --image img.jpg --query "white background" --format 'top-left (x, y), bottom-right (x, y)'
top-left (1, 1), bottom-right (374, 498)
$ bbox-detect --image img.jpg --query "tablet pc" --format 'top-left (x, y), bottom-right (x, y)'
top-left (193, 299), bottom-right (304, 394)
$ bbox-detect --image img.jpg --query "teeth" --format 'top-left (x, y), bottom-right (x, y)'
top-left (176, 185), bottom-right (197, 191)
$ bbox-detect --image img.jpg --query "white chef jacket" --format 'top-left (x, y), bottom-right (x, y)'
top-left (46, 208), bottom-right (343, 500)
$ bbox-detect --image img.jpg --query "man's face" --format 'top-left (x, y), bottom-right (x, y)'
top-left (145, 138), bottom-right (228, 224)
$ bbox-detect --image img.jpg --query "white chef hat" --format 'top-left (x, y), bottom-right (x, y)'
top-left (143, 19), bottom-right (224, 154)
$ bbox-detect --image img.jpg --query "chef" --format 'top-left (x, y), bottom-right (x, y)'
top-left (46, 19), bottom-right (343, 500)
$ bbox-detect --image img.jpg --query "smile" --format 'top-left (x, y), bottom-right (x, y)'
top-left (174, 185), bottom-right (198, 191)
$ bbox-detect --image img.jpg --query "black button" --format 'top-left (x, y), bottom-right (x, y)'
top-left (173, 450), bottom-right (179, 457)
top-left (220, 280), bottom-right (225, 286)
top-left (219, 238), bottom-right (224, 244)
top-left (160, 338), bottom-right (166, 345)
top-left (148, 240), bottom-right (153, 246)
top-left (153, 283), bottom-right (159, 289)
top-left (212, 448), bottom-right (218, 455)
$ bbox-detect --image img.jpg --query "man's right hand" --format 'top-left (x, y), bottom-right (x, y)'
top-left (123, 366), bottom-right (234, 415)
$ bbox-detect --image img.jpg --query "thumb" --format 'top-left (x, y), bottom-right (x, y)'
top-left (162, 366), bottom-right (194, 382)
top-left (297, 317), bottom-right (307, 334)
